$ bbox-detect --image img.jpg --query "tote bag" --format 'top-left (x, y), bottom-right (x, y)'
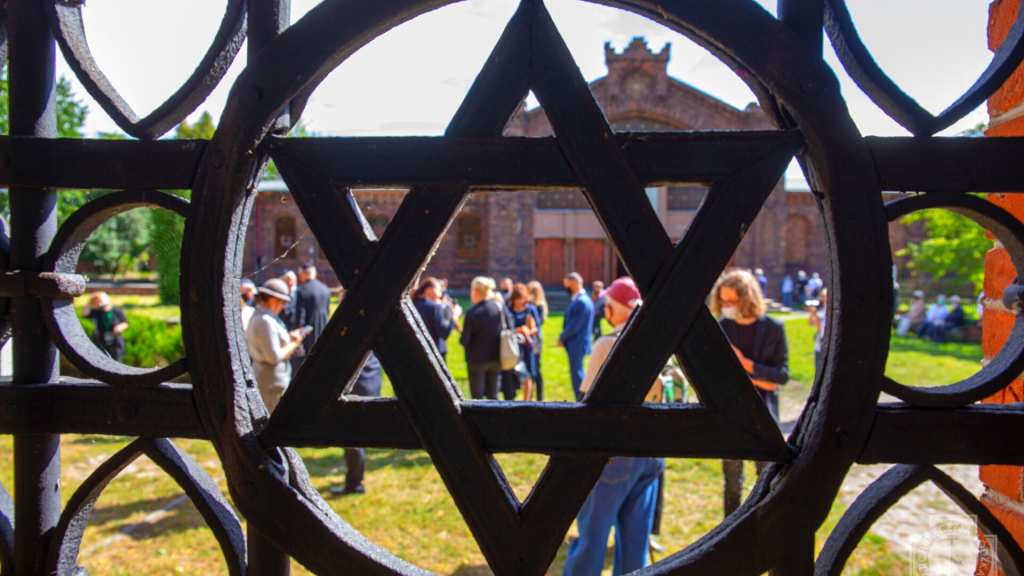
top-left (498, 304), bottom-right (522, 371)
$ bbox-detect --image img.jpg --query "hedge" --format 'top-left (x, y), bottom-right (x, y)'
top-left (79, 312), bottom-right (183, 368)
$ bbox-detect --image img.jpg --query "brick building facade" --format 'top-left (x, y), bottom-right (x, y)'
top-left (978, 0), bottom-right (1024, 560)
top-left (243, 38), bottom-right (918, 297)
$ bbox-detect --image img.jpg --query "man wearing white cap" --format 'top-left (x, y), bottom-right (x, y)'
top-left (563, 277), bottom-right (664, 576)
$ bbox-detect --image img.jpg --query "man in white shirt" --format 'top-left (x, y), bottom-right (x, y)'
top-left (564, 277), bottom-right (664, 576)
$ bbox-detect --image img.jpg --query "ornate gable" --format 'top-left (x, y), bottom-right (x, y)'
top-left (506, 37), bottom-right (772, 135)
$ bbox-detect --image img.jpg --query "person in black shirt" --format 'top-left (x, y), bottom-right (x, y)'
top-left (412, 276), bottom-right (457, 361)
top-left (710, 269), bottom-right (789, 517)
top-left (591, 280), bottom-right (606, 339)
top-left (279, 270), bottom-right (299, 329)
top-left (290, 264), bottom-right (333, 374)
top-left (941, 295), bottom-right (966, 342)
top-left (329, 352), bottom-right (382, 496)
top-left (82, 291), bottom-right (129, 362)
top-left (460, 277), bottom-right (514, 400)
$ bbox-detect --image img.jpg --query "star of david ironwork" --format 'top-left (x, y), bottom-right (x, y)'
top-left (10, 0), bottom-right (1024, 573)
top-left (257, 1), bottom-right (800, 573)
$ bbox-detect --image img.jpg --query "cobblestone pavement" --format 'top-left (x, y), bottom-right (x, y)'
top-left (780, 389), bottom-right (988, 574)
top-left (837, 463), bottom-right (985, 575)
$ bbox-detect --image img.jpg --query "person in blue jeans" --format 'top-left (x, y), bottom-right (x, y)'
top-left (558, 272), bottom-right (594, 401)
top-left (564, 277), bottom-right (664, 576)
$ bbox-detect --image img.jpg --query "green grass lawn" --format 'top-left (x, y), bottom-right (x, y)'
top-left (884, 332), bottom-right (983, 388)
top-left (79, 294), bottom-right (180, 321)
top-left (6, 299), bottom-right (987, 575)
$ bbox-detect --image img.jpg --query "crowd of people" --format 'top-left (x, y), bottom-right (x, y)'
top-left (229, 264), bottom-right (983, 575)
top-left (895, 290), bottom-right (968, 342)
top-left (84, 265), bottom-right (792, 573)
top-left (450, 268), bottom-right (796, 575)
top-left (81, 257), bottom-right (980, 573)
top-left (777, 269), bottom-right (823, 310)
top-left (239, 264), bottom-right (379, 496)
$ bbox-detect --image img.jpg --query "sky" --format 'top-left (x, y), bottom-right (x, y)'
top-left (60, 0), bottom-right (994, 182)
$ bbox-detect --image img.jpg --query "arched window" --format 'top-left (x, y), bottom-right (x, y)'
top-left (457, 214), bottom-right (482, 261)
top-left (275, 216), bottom-right (297, 259)
top-left (784, 214), bottom-right (809, 265)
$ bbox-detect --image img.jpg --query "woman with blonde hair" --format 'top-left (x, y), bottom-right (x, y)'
top-left (527, 281), bottom-right (549, 322)
top-left (526, 280), bottom-right (548, 400)
top-left (710, 268), bottom-right (788, 516)
top-left (460, 277), bottom-right (514, 399)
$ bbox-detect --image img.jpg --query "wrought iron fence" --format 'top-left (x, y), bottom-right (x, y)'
top-left (1, 0), bottom-right (1024, 574)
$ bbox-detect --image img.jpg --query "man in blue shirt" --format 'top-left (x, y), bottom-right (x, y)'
top-left (558, 272), bottom-right (594, 400)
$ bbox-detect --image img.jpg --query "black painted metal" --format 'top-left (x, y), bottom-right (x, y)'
top-left (0, 379), bottom-right (204, 438)
top-left (826, 0), bottom-right (1024, 136)
top-left (46, 0), bottom-right (247, 139)
top-left (45, 438), bottom-right (246, 576)
top-left (817, 465), bottom-right (1024, 576)
top-left (8, 1), bottom-right (61, 575)
top-left (41, 191), bottom-right (190, 388)
top-left (1, 0), bottom-right (1023, 574)
top-left (0, 136), bottom-right (207, 190)
top-left (883, 193), bottom-right (1024, 407)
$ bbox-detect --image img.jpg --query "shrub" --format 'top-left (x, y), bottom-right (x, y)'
top-left (79, 312), bottom-right (183, 368)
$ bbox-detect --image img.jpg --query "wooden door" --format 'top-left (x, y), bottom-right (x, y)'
top-left (534, 239), bottom-right (565, 287)
top-left (574, 239), bottom-right (606, 286)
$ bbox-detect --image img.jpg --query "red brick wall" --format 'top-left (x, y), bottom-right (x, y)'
top-left (981, 0), bottom-right (1024, 564)
top-left (243, 192), bottom-right (339, 285)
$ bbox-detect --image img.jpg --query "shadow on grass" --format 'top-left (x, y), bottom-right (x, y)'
top-left (448, 538), bottom-right (574, 576)
top-left (85, 495), bottom-right (218, 540)
top-left (299, 449), bottom-right (434, 476)
top-left (124, 501), bottom-right (211, 540)
top-left (365, 450), bottom-right (434, 472)
top-left (888, 331), bottom-right (983, 362)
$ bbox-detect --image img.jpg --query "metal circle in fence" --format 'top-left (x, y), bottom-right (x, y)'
top-left (42, 190), bottom-right (189, 388)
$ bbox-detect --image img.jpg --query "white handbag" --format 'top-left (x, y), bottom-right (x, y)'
top-left (498, 304), bottom-right (524, 371)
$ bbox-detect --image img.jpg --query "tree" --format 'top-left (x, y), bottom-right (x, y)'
top-left (895, 123), bottom-right (990, 294)
top-left (79, 204), bottom-right (151, 279)
top-left (896, 204), bottom-right (989, 293)
top-left (0, 72), bottom-right (86, 139)
top-left (0, 74), bottom-right (163, 279)
top-left (151, 113), bottom-right (217, 303)
top-left (0, 73), bottom-right (91, 223)
top-left (153, 114), bottom-right (311, 303)
top-left (175, 111), bottom-right (216, 139)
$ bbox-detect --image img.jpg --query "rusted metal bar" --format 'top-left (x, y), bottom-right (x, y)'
top-left (0, 271), bottom-right (85, 299)
top-left (858, 403), bottom-right (1024, 465)
top-left (247, 1), bottom-right (292, 572)
top-left (266, 131), bottom-right (801, 189)
top-left (8, 0), bottom-right (61, 573)
top-left (778, 0), bottom-right (823, 56)
top-left (0, 135), bottom-right (207, 190)
top-left (0, 380), bottom-right (205, 438)
top-left (867, 135), bottom-right (1024, 192)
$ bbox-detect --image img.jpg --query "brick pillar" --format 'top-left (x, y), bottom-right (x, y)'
top-left (981, 0), bottom-right (1024, 565)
